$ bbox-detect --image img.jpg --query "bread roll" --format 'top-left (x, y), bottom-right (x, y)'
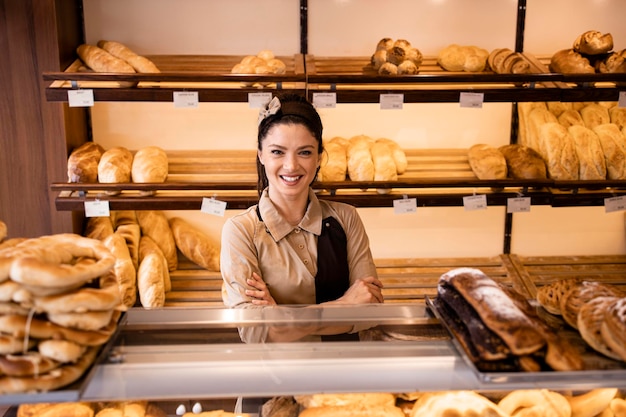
top-left (467, 144), bottom-right (507, 180)
top-left (346, 135), bottom-right (375, 181)
top-left (67, 142), bottom-right (105, 183)
top-left (580, 103), bottom-right (611, 129)
top-left (136, 211), bottom-right (178, 272)
top-left (170, 217), bottom-right (220, 271)
top-left (378, 62), bottom-right (398, 75)
top-left (573, 30), bottom-right (614, 55)
top-left (319, 137), bottom-right (348, 182)
top-left (137, 251), bottom-right (166, 309)
top-left (76, 44), bottom-right (135, 74)
top-left (97, 40), bottom-right (160, 73)
top-left (375, 138), bottom-right (408, 174)
top-left (97, 146), bottom-right (134, 195)
top-left (536, 123), bottom-right (580, 180)
top-left (131, 146), bottom-right (168, 196)
top-left (498, 144), bottom-right (547, 179)
top-left (101, 232), bottom-right (137, 308)
top-left (550, 49), bottom-right (595, 73)
top-left (568, 125), bottom-right (607, 180)
top-left (609, 106), bottom-right (626, 130)
top-left (139, 235), bottom-right (171, 293)
top-left (558, 109), bottom-right (585, 128)
top-left (593, 123), bottom-right (626, 179)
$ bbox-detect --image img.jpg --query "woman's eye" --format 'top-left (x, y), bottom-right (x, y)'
top-left (270, 149), bottom-right (283, 155)
top-left (300, 150), bottom-right (312, 156)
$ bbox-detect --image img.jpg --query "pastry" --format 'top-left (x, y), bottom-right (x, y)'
top-left (559, 280), bottom-right (624, 329)
top-left (577, 296), bottom-right (622, 360)
top-left (601, 297), bottom-right (626, 361)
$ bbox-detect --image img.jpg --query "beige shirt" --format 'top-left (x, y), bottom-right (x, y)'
top-left (220, 188), bottom-right (378, 342)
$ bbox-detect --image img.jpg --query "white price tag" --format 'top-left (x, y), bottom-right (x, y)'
top-left (459, 92), bottom-right (484, 109)
top-left (201, 197), bottom-right (227, 216)
top-left (618, 91), bottom-right (626, 108)
top-left (173, 91), bottom-right (199, 108)
top-left (248, 92), bottom-right (272, 108)
top-left (84, 200), bottom-right (110, 217)
top-left (68, 89), bottom-right (94, 107)
top-left (312, 92), bottom-right (337, 109)
top-left (393, 197), bottom-right (417, 214)
top-left (463, 194), bottom-right (488, 211)
top-left (605, 195), bottom-right (626, 213)
top-left (380, 94), bottom-right (404, 110)
top-left (507, 197), bottom-right (531, 213)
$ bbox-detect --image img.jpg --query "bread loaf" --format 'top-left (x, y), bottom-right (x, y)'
top-left (558, 109), bottom-right (585, 128)
top-left (517, 102), bottom-right (548, 148)
top-left (137, 251), bottom-right (166, 309)
top-left (114, 223), bottom-right (141, 271)
top-left (131, 146), bottom-right (168, 196)
top-left (319, 137), bottom-right (348, 182)
top-left (549, 49), bottom-right (595, 73)
top-left (101, 232), bottom-right (137, 308)
top-left (0, 220), bottom-right (6, 242)
top-left (573, 30), bottom-right (614, 55)
top-left (525, 106), bottom-right (558, 151)
top-left (580, 103), bottom-right (611, 129)
top-left (547, 101), bottom-right (572, 117)
top-left (467, 144), bottom-right (508, 180)
top-left (601, 298), bottom-right (626, 361)
top-left (67, 142), bottom-right (105, 183)
top-left (371, 141), bottom-right (398, 182)
top-left (346, 135), bottom-right (375, 181)
top-left (592, 123), bottom-right (626, 179)
top-left (536, 123), bottom-right (580, 180)
top-left (578, 296), bottom-right (623, 360)
top-left (596, 50), bottom-right (626, 73)
top-left (438, 44), bottom-right (489, 72)
top-left (97, 40), bottom-right (160, 73)
top-left (83, 216), bottom-right (114, 241)
top-left (170, 217), bottom-right (220, 271)
top-left (76, 44), bottom-right (136, 74)
top-left (498, 144), bottom-right (547, 179)
top-left (413, 391), bottom-right (509, 417)
top-left (139, 235), bottom-right (171, 293)
top-left (97, 146), bottom-right (134, 195)
top-left (375, 138), bottom-right (408, 174)
top-left (568, 125), bottom-right (607, 180)
top-left (136, 210), bottom-right (178, 272)
top-left (609, 106), bottom-right (626, 130)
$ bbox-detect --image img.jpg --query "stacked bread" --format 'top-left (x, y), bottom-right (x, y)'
top-left (434, 267), bottom-right (587, 372)
top-left (518, 101), bottom-right (626, 180)
top-left (84, 211), bottom-right (220, 309)
top-left (536, 278), bottom-right (626, 362)
top-left (437, 44), bottom-right (489, 73)
top-left (67, 142), bottom-right (169, 195)
top-left (0, 233), bottom-right (123, 394)
top-left (231, 50), bottom-right (287, 87)
top-left (17, 400), bottom-right (168, 417)
top-left (550, 30), bottom-right (626, 74)
top-left (370, 38), bottom-right (423, 75)
top-left (318, 135), bottom-right (407, 193)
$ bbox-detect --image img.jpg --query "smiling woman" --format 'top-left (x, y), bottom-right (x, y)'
top-left (219, 93), bottom-right (383, 344)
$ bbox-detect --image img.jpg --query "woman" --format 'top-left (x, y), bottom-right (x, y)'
top-left (220, 93), bottom-right (383, 343)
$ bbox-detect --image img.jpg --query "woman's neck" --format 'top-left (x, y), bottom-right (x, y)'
top-left (268, 189), bottom-right (309, 226)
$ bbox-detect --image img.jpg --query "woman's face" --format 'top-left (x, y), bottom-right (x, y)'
top-left (258, 122), bottom-right (321, 199)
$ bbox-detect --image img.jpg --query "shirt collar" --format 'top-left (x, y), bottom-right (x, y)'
top-left (258, 188), bottom-right (323, 241)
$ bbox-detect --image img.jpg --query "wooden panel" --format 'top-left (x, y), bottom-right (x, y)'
top-left (508, 254), bottom-right (626, 299)
top-left (164, 255), bottom-right (527, 307)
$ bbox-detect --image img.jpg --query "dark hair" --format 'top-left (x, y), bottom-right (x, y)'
top-left (256, 93), bottom-right (323, 196)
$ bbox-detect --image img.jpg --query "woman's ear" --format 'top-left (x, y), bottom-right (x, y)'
top-left (257, 150), bottom-right (264, 165)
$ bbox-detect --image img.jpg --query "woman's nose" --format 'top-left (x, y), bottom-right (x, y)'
top-left (283, 154), bottom-right (297, 170)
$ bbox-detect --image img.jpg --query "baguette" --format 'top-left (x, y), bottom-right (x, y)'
top-left (97, 40), bottom-right (160, 73)
top-left (169, 217), bottom-right (220, 271)
top-left (136, 211), bottom-right (178, 272)
top-left (77, 44), bottom-right (135, 74)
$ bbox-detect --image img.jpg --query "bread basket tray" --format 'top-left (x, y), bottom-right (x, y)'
top-left (424, 295), bottom-right (626, 384)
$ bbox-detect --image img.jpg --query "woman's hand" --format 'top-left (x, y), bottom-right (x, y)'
top-left (335, 276), bottom-right (384, 304)
top-left (245, 272), bottom-right (277, 305)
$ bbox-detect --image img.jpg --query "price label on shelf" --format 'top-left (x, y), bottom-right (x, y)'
top-left (459, 92), bottom-right (484, 109)
top-left (605, 196), bottom-right (626, 213)
top-left (507, 197), bottom-right (531, 213)
top-left (248, 92), bottom-right (272, 108)
top-left (313, 93), bottom-right (337, 109)
top-left (463, 194), bottom-right (487, 211)
top-left (618, 91), bottom-right (626, 108)
top-left (173, 91), bottom-right (199, 108)
top-left (393, 197), bottom-right (417, 214)
top-left (68, 89), bottom-right (94, 107)
top-left (201, 197), bottom-right (227, 216)
top-left (84, 200), bottom-right (110, 217)
top-left (380, 94), bottom-right (404, 110)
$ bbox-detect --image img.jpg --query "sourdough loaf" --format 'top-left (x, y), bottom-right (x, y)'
top-left (67, 142), bottom-right (105, 183)
top-left (498, 144), bottom-right (547, 179)
top-left (568, 125), bottom-right (607, 180)
top-left (467, 144), bottom-right (508, 180)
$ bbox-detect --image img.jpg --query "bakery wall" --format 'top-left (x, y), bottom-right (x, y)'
top-left (83, 0), bottom-right (626, 258)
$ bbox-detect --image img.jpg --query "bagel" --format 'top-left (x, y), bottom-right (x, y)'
top-left (38, 339), bottom-right (87, 363)
top-left (9, 235), bottom-right (115, 288)
top-left (498, 389), bottom-right (570, 417)
top-left (28, 284), bottom-right (122, 314)
top-left (0, 352), bottom-right (60, 377)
